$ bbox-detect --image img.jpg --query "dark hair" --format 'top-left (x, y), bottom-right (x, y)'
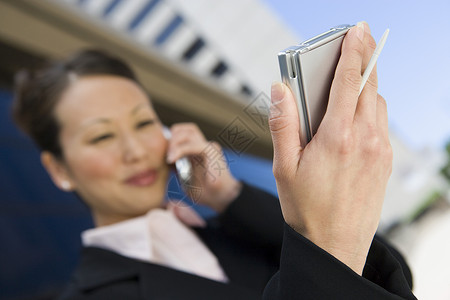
top-left (12, 49), bottom-right (140, 159)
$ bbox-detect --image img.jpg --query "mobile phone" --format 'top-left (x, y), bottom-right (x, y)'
top-left (278, 24), bottom-right (354, 147)
top-left (162, 126), bottom-right (192, 186)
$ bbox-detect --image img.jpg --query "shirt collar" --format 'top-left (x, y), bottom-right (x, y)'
top-left (82, 213), bottom-right (152, 262)
top-left (80, 207), bottom-right (228, 283)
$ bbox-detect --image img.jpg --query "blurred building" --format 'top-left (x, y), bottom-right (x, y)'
top-left (62, 0), bottom-right (298, 100)
top-left (382, 132), bottom-right (448, 230)
top-left (0, 0), bottom-right (301, 160)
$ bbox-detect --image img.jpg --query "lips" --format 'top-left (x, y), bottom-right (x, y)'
top-left (125, 169), bottom-right (158, 187)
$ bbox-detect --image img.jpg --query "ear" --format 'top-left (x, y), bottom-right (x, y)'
top-left (41, 151), bottom-right (75, 192)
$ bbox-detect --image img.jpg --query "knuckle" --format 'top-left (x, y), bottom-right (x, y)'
top-left (268, 114), bottom-right (289, 133)
top-left (210, 141), bottom-right (220, 149)
top-left (182, 123), bottom-right (197, 134)
top-left (272, 160), bottom-right (294, 183)
top-left (378, 141), bottom-right (393, 177)
top-left (269, 102), bottom-right (284, 118)
top-left (187, 122), bottom-right (199, 130)
top-left (210, 141), bottom-right (224, 155)
top-left (170, 123), bottom-right (180, 131)
top-left (337, 138), bottom-right (355, 156)
top-left (383, 141), bottom-right (394, 161)
top-left (385, 145), bottom-right (394, 175)
top-left (377, 94), bottom-right (387, 107)
top-left (272, 165), bottom-right (284, 180)
top-left (171, 123), bottom-right (188, 134)
top-left (343, 36), bottom-right (365, 58)
top-left (367, 35), bottom-right (377, 52)
top-left (361, 129), bottom-right (393, 164)
top-left (351, 44), bottom-right (365, 60)
top-left (362, 135), bottom-right (381, 157)
top-left (366, 74), bottom-right (378, 90)
top-left (341, 68), bottom-right (361, 91)
top-left (329, 127), bottom-right (355, 156)
top-left (173, 122), bottom-right (196, 131)
top-left (361, 125), bottom-right (382, 153)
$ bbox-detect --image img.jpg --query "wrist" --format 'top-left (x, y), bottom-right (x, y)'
top-left (324, 245), bottom-right (369, 275)
top-left (210, 178), bottom-right (242, 213)
top-left (290, 222), bottom-right (372, 276)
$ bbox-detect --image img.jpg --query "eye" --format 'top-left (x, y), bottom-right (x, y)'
top-left (90, 133), bottom-right (114, 144)
top-left (136, 119), bottom-right (155, 129)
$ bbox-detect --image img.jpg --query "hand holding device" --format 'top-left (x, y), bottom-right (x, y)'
top-left (278, 24), bottom-right (388, 147)
top-left (270, 23), bottom-right (392, 274)
top-left (278, 24), bottom-right (353, 147)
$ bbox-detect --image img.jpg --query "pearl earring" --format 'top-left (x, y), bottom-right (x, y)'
top-left (61, 181), bottom-right (71, 191)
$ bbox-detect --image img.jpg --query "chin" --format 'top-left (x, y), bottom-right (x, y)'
top-left (132, 188), bottom-right (166, 212)
top-left (121, 172), bottom-right (169, 213)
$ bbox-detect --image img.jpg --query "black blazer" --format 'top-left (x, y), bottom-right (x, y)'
top-left (58, 183), bottom-right (416, 300)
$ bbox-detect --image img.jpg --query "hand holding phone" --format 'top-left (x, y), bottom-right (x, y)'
top-left (163, 124), bottom-right (241, 212)
top-left (278, 24), bottom-right (353, 147)
top-left (162, 126), bottom-right (192, 186)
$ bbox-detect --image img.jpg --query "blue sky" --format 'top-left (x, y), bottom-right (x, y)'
top-left (263, 0), bottom-right (450, 151)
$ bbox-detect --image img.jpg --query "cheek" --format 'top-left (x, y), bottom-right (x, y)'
top-left (67, 149), bottom-right (118, 181)
top-left (143, 132), bottom-right (168, 163)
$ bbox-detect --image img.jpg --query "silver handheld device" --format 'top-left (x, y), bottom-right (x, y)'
top-left (162, 126), bottom-right (192, 186)
top-left (278, 24), bottom-right (354, 147)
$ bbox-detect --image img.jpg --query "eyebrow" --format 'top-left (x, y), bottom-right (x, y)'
top-left (80, 118), bottom-right (111, 129)
top-left (78, 103), bottom-right (153, 130)
top-left (131, 103), bottom-right (152, 115)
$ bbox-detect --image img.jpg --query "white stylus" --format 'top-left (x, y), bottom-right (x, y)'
top-left (359, 28), bottom-right (390, 95)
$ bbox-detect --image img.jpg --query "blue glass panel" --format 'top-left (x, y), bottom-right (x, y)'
top-left (102, 0), bottom-right (123, 17)
top-left (154, 15), bottom-right (183, 46)
top-left (128, 0), bottom-right (162, 31)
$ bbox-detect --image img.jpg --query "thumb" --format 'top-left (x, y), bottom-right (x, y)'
top-left (269, 82), bottom-right (302, 175)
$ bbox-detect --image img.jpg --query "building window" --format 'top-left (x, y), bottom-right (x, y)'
top-left (210, 61), bottom-right (228, 78)
top-left (154, 15), bottom-right (184, 45)
top-left (182, 37), bottom-right (205, 61)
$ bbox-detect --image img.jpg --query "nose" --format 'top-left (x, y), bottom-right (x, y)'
top-left (121, 133), bottom-right (148, 164)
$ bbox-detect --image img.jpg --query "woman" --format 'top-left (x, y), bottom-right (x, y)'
top-left (12, 22), bottom-right (416, 300)
top-left (13, 48), bottom-right (284, 299)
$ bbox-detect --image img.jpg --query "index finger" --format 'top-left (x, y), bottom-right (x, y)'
top-left (325, 22), bottom-right (365, 127)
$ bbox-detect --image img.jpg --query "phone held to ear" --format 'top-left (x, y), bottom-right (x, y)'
top-left (162, 126), bottom-right (192, 186)
top-left (278, 24), bottom-right (353, 147)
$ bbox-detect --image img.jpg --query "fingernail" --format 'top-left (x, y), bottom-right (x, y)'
top-left (361, 21), bottom-right (370, 34)
top-left (271, 81), bottom-right (285, 104)
top-left (356, 21), bottom-right (365, 42)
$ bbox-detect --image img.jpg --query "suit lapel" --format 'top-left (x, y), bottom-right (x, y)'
top-left (75, 247), bottom-right (141, 291)
top-left (139, 261), bottom-right (258, 299)
top-left (74, 247), bottom-right (260, 299)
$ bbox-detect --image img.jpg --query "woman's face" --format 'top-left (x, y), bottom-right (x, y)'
top-left (50, 75), bottom-right (169, 226)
